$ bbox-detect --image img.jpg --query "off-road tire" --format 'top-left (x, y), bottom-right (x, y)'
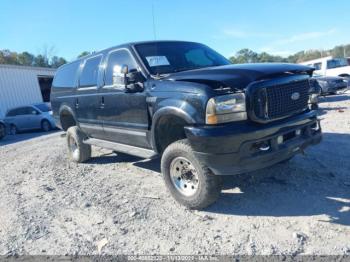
top-left (161, 139), bottom-right (222, 209)
top-left (66, 126), bottom-right (91, 163)
top-left (41, 119), bottom-right (51, 132)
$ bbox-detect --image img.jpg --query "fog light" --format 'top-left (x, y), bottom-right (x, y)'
top-left (277, 135), bottom-right (284, 144)
top-left (296, 129), bottom-right (301, 136)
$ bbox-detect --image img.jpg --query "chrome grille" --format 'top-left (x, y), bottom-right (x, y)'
top-left (252, 79), bottom-right (310, 121)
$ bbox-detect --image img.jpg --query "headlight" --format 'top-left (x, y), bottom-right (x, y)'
top-left (206, 93), bottom-right (247, 124)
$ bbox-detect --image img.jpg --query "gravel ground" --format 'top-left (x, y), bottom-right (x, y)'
top-left (0, 92), bottom-right (349, 256)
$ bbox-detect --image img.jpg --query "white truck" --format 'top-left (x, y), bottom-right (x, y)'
top-left (300, 56), bottom-right (350, 77)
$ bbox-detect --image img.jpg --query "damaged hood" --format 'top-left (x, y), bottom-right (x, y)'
top-left (165, 63), bottom-right (314, 90)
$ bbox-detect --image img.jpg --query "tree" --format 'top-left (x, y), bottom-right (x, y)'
top-left (78, 51), bottom-right (91, 58)
top-left (17, 52), bottom-right (35, 66)
top-left (34, 54), bottom-right (49, 67)
top-left (50, 56), bottom-right (67, 68)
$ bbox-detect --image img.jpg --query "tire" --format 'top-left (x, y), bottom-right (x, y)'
top-left (66, 126), bottom-right (91, 163)
top-left (41, 119), bottom-right (51, 132)
top-left (9, 124), bottom-right (17, 135)
top-left (161, 139), bottom-right (222, 209)
top-left (0, 124), bottom-right (5, 140)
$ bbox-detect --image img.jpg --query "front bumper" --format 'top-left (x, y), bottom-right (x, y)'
top-left (184, 111), bottom-right (322, 175)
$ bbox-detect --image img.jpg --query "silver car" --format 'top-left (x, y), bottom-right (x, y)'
top-left (4, 103), bottom-right (56, 135)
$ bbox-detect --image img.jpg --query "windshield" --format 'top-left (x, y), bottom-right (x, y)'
top-left (326, 58), bottom-right (349, 69)
top-left (34, 103), bottom-right (51, 112)
top-left (134, 42), bottom-right (231, 75)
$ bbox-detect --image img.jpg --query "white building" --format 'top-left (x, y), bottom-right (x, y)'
top-left (0, 64), bottom-right (56, 118)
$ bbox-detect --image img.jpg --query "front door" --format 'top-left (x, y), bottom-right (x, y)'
top-left (100, 49), bottom-right (150, 148)
top-left (75, 55), bottom-right (105, 139)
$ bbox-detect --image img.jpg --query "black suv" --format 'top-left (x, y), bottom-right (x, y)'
top-left (51, 41), bottom-right (322, 209)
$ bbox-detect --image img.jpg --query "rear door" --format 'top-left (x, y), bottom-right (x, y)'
top-left (23, 106), bottom-right (42, 129)
top-left (13, 107), bottom-right (31, 130)
top-left (100, 49), bottom-right (150, 148)
top-left (75, 55), bottom-right (105, 139)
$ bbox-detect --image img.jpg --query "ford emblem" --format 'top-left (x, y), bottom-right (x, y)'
top-left (291, 92), bottom-right (300, 100)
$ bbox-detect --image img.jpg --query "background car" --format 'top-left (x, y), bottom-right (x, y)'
top-left (312, 74), bottom-right (348, 95)
top-left (4, 103), bottom-right (56, 135)
top-left (0, 120), bottom-right (6, 140)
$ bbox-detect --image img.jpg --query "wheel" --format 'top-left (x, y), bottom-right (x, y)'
top-left (161, 139), bottom-right (222, 209)
top-left (66, 126), bottom-right (91, 163)
top-left (9, 124), bottom-right (17, 135)
top-left (0, 124), bottom-right (5, 140)
top-left (41, 120), bottom-right (51, 132)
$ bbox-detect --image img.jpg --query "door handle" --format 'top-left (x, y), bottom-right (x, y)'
top-left (75, 98), bottom-right (79, 109)
top-left (100, 96), bottom-right (105, 109)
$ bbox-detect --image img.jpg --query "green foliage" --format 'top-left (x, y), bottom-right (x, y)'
top-left (229, 44), bottom-right (350, 64)
top-left (0, 49), bottom-right (67, 68)
top-left (77, 51), bottom-right (91, 58)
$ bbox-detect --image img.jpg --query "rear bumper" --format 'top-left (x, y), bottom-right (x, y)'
top-left (184, 111), bottom-right (322, 175)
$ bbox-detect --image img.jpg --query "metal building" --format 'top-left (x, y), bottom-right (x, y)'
top-left (0, 64), bottom-right (56, 118)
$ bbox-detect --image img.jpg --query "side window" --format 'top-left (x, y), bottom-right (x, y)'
top-left (14, 107), bottom-right (26, 115)
top-left (79, 56), bottom-right (102, 87)
top-left (313, 62), bottom-right (322, 70)
top-left (53, 61), bottom-right (80, 88)
top-left (6, 109), bottom-right (17, 117)
top-left (326, 60), bottom-right (336, 69)
top-left (105, 50), bottom-right (137, 86)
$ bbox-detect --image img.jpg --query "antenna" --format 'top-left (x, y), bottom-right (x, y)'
top-left (152, 3), bottom-right (157, 40)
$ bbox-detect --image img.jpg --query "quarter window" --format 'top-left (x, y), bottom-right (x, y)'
top-left (79, 56), bottom-right (102, 87)
top-left (53, 61), bottom-right (80, 88)
top-left (105, 50), bottom-right (137, 86)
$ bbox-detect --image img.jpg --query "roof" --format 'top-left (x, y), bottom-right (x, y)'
top-left (0, 64), bottom-right (56, 72)
top-left (299, 56), bottom-right (333, 65)
top-left (59, 40), bottom-right (203, 69)
top-left (77, 40), bottom-right (201, 59)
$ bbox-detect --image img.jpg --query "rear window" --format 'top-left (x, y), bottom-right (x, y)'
top-left (53, 61), bottom-right (80, 88)
top-left (79, 55), bottom-right (102, 87)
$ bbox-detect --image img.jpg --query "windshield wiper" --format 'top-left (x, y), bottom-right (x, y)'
top-left (172, 66), bottom-right (202, 73)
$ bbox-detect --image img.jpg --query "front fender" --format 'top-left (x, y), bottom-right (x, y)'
top-left (150, 101), bottom-right (197, 152)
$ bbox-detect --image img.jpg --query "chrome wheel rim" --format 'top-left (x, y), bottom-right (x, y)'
top-left (68, 136), bottom-right (79, 159)
top-left (170, 157), bottom-right (199, 196)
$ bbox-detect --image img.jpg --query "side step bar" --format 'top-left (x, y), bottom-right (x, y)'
top-left (84, 138), bottom-right (158, 159)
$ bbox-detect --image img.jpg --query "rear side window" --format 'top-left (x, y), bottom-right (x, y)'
top-left (79, 56), bottom-right (102, 87)
top-left (6, 109), bottom-right (18, 117)
top-left (53, 61), bottom-right (80, 88)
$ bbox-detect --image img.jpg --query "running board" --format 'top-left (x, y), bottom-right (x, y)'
top-left (84, 138), bottom-right (158, 159)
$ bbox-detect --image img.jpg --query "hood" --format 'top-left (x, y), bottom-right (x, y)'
top-left (165, 63), bottom-right (314, 90)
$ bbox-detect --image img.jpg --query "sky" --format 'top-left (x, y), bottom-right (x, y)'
top-left (1, 0), bottom-right (350, 61)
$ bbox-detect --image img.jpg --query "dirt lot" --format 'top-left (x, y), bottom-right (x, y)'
top-left (0, 92), bottom-right (349, 256)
